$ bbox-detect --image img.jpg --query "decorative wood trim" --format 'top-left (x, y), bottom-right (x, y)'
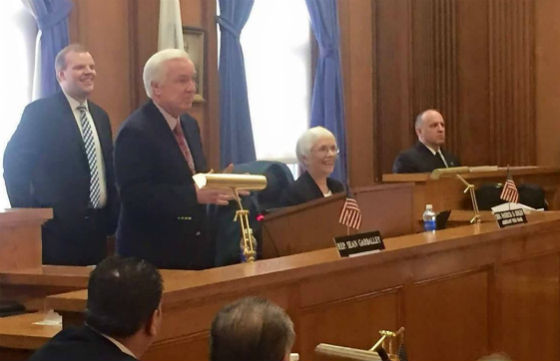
top-left (433, 0), bottom-right (459, 156)
top-left (489, 0), bottom-right (536, 166)
top-left (196, 0), bottom-right (218, 169)
top-left (127, 0), bottom-right (139, 111)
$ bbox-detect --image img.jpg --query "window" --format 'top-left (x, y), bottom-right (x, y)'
top-left (218, 0), bottom-right (312, 173)
top-left (0, 2), bottom-right (36, 207)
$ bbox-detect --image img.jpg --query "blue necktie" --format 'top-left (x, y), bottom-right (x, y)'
top-left (77, 105), bottom-right (101, 208)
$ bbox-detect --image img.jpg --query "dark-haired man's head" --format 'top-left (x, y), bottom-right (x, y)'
top-left (210, 297), bottom-right (295, 361)
top-left (86, 256), bottom-right (163, 358)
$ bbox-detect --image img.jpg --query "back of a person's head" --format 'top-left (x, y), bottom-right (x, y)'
top-left (210, 297), bottom-right (295, 361)
top-left (85, 256), bottom-right (163, 338)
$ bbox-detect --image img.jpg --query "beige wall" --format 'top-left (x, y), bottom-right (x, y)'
top-left (536, 0), bottom-right (560, 166)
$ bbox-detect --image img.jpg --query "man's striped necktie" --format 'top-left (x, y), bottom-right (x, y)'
top-left (77, 105), bottom-right (101, 208)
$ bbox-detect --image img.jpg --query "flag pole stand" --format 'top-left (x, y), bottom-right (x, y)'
top-left (456, 174), bottom-right (481, 224)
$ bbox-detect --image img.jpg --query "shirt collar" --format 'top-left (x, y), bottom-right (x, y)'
top-left (153, 101), bottom-right (179, 130)
top-left (420, 141), bottom-right (440, 155)
top-left (62, 90), bottom-right (89, 111)
top-left (101, 333), bottom-right (138, 359)
top-left (86, 324), bottom-right (137, 359)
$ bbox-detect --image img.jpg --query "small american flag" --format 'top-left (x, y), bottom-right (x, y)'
top-left (500, 176), bottom-right (519, 204)
top-left (338, 197), bottom-right (362, 230)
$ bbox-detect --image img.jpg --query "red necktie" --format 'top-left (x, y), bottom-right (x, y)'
top-left (173, 121), bottom-right (196, 173)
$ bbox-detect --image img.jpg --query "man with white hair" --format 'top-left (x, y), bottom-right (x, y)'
top-left (392, 109), bottom-right (460, 173)
top-left (114, 49), bottom-right (232, 269)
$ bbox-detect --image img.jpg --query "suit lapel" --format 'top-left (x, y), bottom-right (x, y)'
top-left (303, 171), bottom-right (324, 199)
top-left (88, 102), bottom-right (112, 166)
top-left (180, 116), bottom-right (205, 173)
top-left (147, 102), bottom-right (195, 177)
top-left (56, 93), bottom-right (89, 169)
top-left (416, 142), bottom-right (442, 171)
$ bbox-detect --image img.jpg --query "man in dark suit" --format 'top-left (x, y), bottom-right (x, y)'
top-left (28, 256), bottom-right (163, 361)
top-left (392, 109), bottom-right (460, 173)
top-left (3, 44), bottom-right (119, 265)
top-left (114, 49), bottom-right (233, 270)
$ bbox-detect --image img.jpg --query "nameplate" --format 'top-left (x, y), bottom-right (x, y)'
top-left (494, 208), bottom-right (527, 228)
top-left (334, 231), bottom-right (385, 258)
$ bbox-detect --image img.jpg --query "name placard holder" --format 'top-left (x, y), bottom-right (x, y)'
top-left (494, 208), bottom-right (527, 228)
top-left (334, 231), bottom-right (385, 257)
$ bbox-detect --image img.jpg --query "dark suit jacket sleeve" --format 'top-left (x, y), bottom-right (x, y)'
top-left (114, 123), bottom-right (200, 221)
top-left (3, 103), bottom-right (46, 207)
top-left (392, 152), bottom-right (419, 173)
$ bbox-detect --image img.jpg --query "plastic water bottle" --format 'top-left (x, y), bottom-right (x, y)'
top-left (423, 204), bottom-right (436, 232)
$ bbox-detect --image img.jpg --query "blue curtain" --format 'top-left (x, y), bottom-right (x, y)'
top-left (29, 0), bottom-right (73, 98)
top-left (217, 0), bottom-right (256, 167)
top-left (305, 0), bottom-right (347, 182)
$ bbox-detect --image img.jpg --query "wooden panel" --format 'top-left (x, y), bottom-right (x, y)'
top-left (374, 0), bottom-right (413, 178)
top-left (0, 209), bottom-right (51, 272)
top-left (144, 331), bottom-right (208, 361)
top-left (405, 271), bottom-right (489, 361)
top-left (535, 0), bottom-right (560, 167)
top-left (354, 184), bottom-right (415, 236)
top-left (496, 254), bottom-right (560, 360)
top-left (299, 290), bottom-right (400, 361)
top-left (348, 0), bottom-right (539, 180)
top-left (489, 0), bottom-right (535, 166)
top-left (338, 0), bottom-right (375, 186)
top-left (261, 195), bottom-right (348, 258)
top-left (455, 0), bottom-right (490, 165)
top-left (69, 0), bottom-right (133, 135)
top-left (433, 0), bottom-right (459, 155)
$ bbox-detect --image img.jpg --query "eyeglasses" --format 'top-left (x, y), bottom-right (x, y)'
top-left (313, 145), bottom-right (340, 156)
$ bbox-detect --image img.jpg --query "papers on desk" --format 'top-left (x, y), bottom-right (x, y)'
top-left (33, 309), bottom-right (62, 326)
top-left (491, 202), bottom-right (544, 213)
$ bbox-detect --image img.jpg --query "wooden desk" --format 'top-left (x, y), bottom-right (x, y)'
top-left (0, 266), bottom-right (91, 311)
top-left (0, 208), bottom-right (52, 272)
top-left (44, 212), bottom-right (560, 361)
top-left (262, 183), bottom-right (414, 258)
top-left (382, 166), bottom-right (560, 221)
top-left (0, 312), bottom-right (60, 361)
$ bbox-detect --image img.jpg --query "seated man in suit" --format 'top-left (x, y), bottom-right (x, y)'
top-left (282, 126), bottom-right (345, 206)
top-left (392, 109), bottom-right (460, 173)
top-left (210, 297), bottom-right (295, 361)
top-left (29, 256), bottom-right (163, 361)
top-left (114, 49), bottom-right (233, 269)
